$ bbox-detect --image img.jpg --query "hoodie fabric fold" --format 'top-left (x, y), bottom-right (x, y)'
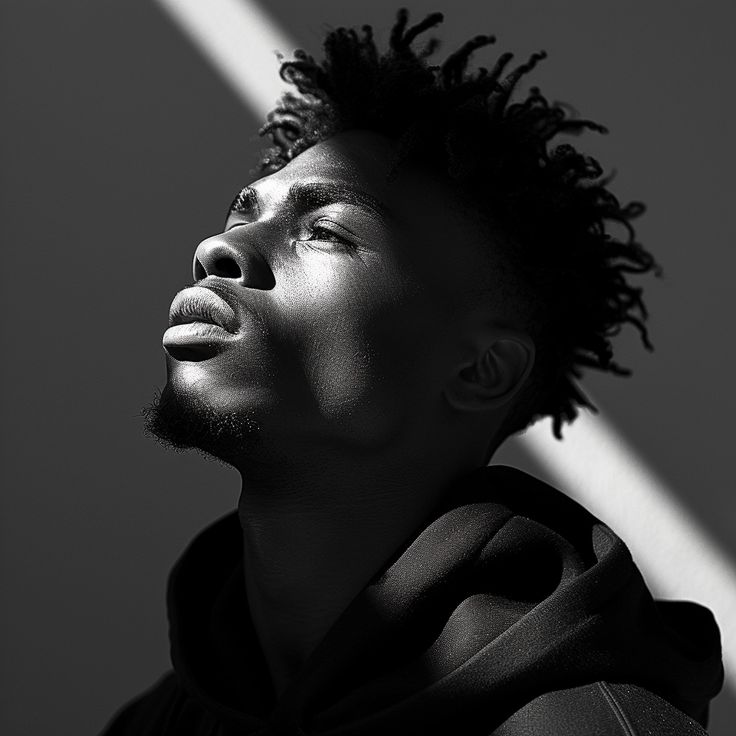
top-left (100, 464), bottom-right (723, 735)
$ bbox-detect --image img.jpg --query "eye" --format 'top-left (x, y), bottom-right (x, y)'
top-left (310, 224), bottom-right (345, 242)
top-left (303, 219), bottom-right (354, 249)
top-left (222, 214), bottom-right (245, 232)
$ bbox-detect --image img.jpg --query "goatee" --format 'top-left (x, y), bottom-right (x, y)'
top-left (141, 382), bottom-right (261, 466)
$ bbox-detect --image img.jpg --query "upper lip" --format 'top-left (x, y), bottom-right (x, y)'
top-left (168, 285), bottom-right (239, 333)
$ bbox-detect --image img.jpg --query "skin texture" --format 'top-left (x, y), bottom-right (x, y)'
top-left (157, 129), bottom-right (535, 697)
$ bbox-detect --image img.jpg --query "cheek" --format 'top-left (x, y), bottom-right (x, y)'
top-left (283, 261), bottom-right (443, 429)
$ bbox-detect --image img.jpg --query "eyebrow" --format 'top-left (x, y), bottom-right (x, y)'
top-left (226, 180), bottom-right (392, 222)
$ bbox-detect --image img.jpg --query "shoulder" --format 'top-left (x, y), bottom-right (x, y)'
top-left (490, 681), bottom-right (709, 736)
top-left (98, 671), bottom-right (186, 735)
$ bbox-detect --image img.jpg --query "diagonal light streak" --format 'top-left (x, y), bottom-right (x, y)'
top-left (516, 405), bottom-right (736, 684)
top-left (154, 0), bottom-right (736, 691)
top-left (156, 0), bottom-right (293, 119)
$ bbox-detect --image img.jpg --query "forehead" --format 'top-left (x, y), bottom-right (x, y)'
top-left (259, 130), bottom-right (398, 193)
top-left (254, 130), bottom-right (470, 226)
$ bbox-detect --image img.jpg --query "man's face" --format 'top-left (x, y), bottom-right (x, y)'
top-left (154, 130), bottom-right (496, 465)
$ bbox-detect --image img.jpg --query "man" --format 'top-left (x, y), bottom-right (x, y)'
top-left (100, 9), bottom-right (723, 735)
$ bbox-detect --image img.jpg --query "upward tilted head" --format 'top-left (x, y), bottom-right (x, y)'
top-left (147, 8), bottom-right (660, 470)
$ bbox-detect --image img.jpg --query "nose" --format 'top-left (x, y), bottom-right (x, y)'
top-left (192, 233), bottom-right (276, 289)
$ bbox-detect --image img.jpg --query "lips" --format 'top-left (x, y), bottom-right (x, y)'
top-left (163, 286), bottom-right (239, 361)
top-left (167, 286), bottom-right (238, 333)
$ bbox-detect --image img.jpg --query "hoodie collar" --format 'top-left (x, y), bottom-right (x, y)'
top-left (167, 464), bottom-right (723, 735)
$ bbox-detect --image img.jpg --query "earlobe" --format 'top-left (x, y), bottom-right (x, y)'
top-left (445, 335), bottom-right (535, 413)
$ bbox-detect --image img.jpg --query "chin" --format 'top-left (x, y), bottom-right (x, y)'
top-left (143, 372), bottom-right (269, 467)
top-left (165, 350), bottom-right (272, 406)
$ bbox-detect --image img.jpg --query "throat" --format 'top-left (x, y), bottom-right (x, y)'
top-left (235, 453), bottom-right (468, 700)
top-left (240, 504), bottom-right (385, 696)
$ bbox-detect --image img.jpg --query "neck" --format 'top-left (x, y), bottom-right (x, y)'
top-left (236, 444), bottom-right (472, 699)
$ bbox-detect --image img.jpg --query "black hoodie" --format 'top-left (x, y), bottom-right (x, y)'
top-left (99, 465), bottom-right (723, 735)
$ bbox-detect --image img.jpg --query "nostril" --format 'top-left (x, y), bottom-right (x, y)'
top-left (193, 240), bottom-right (274, 288)
top-left (193, 258), bottom-right (207, 282)
top-left (193, 255), bottom-right (242, 281)
top-left (214, 257), bottom-right (242, 279)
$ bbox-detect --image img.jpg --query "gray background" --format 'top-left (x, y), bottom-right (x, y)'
top-left (1, 0), bottom-right (734, 733)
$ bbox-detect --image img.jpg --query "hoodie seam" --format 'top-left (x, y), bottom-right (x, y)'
top-left (597, 681), bottom-right (638, 736)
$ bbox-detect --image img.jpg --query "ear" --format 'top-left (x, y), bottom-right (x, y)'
top-left (444, 331), bottom-right (535, 413)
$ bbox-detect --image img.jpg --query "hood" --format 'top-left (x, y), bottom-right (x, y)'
top-left (167, 464), bottom-right (723, 735)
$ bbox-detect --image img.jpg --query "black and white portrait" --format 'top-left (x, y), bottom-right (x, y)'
top-left (2, 2), bottom-right (734, 734)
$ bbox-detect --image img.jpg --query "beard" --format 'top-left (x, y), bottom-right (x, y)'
top-left (141, 382), bottom-right (262, 466)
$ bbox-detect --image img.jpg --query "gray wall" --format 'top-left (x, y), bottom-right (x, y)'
top-left (1, 1), bottom-right (734, 733)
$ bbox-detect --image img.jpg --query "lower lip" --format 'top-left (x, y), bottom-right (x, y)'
top-left (163, 322), bottom-right (236, 360)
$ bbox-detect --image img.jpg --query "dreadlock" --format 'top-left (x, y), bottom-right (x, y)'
top-left (256, 8), bottom-right (662, 441)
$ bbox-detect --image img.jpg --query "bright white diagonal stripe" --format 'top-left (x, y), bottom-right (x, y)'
top-left (155, 0), bottom-right (294, 119)
top-left (154, 0), bottom-right (736, 692)
top-left (515, 409), bottom-right (736, 683)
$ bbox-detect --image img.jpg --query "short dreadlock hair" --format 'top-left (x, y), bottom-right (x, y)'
top-left (255, 8), bottom-right (661, 441)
